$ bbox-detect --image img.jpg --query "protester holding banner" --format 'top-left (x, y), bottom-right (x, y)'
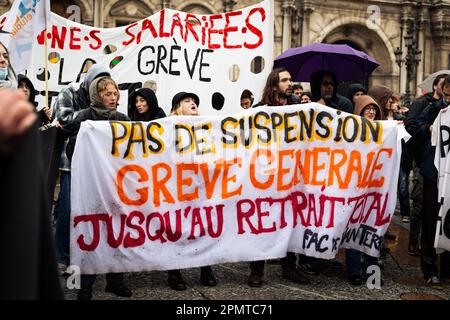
top-left (248, 68), bottom-right (310, 287)
top-left (166, 91), bottom-right (218, 291)
top-left (66, 76), bottom-right (132, 300)
top-left (345, 95), bottom-right (383, 286)
top-left (53, 64), bottom-right (111, 274)
top-left (416, 75), bottom-right (450, 289)
top-left (128, 88), bottom-right (166, 121)
top-left (0, 41), bottom-right (17, 89)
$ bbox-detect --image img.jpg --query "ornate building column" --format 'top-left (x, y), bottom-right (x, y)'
top-left (161, 0), bottom-right (171, 10)
top-left (223, 0), bottom-right (237, 12)
top-left (416, 4), bottom-right (427, 96)
top-left (430, 5), bottom-right (450, 72)
top-left (301, 1), bottom-right (313, 46)
top-left (399, 8), bottom-right (409, 97)
top-left (93, 0), bottom-right (104, 28)
top-left (282, 0), bottom-right (296, 51)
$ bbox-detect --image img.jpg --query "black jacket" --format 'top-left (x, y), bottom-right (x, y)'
top-left (416, 98), bottom-right (447, 180)
top-left (0, 122), bottom-right (63, 299)
top-left (405, 92), bottom-right (439, 164)
top-left (310, 70), bottom-right (354, 114)
top-left (66, 108), bottom-right (130, 161)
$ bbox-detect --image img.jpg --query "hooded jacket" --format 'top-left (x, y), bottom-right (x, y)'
top-left (66, 76), bottom-right (130, 160)
top-left (128, 88), bottom-right (166, 121)
top-left (346, 83), bottom-right (367, 107)
top-left (310, 70), bottom-right (353, 114)
top-left (354, 95), bottom-right (382, 120)
top-left (53, 64), bottom-right (110, 132)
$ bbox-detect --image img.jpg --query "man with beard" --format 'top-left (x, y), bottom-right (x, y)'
top-left (248, 68), bottom-right (310, 287)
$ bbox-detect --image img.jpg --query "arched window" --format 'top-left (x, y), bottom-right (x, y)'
top-left (180, 4), bottom-right (213, 15)
top-left (110, 0), bottom-right (153, 27)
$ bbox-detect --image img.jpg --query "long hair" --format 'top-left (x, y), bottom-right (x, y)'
top-left (170, 101), bottom-right (184, 116)
top-left (260, 68), bottom-right (289, 105)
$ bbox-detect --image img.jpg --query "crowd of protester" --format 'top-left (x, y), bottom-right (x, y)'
top-left (1, 38), bottom-right (450, 299)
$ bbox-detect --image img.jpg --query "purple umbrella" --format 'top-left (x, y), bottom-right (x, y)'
top-left (274, 43), bottom-right (380, 82)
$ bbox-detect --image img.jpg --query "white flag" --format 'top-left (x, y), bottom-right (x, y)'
top-left (0, 0), bottom-right (49, 73)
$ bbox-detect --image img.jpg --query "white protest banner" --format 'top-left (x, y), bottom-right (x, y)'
top-left (433, 108), bottom-right (450, 252)
top-left (71, 104), bottom-right (408, 274)
top-left (0, 0), bottom-right (49, 73)
top-left (7, 0), bottom-right (273, 115)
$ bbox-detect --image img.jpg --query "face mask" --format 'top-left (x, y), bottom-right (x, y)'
top-left (0, 67), bottom-right (7, 81)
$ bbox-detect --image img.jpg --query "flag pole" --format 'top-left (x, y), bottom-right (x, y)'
top-left (44, 28), bottom-right (48, 109)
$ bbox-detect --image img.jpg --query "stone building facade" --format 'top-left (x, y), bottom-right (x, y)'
top-left (1, 0), bottom-right (450, 97)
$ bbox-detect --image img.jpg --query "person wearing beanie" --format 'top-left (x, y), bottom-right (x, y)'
top-left (128, 88), bottom-right (166, 121)
top-left (346, 83), bottom-right (368, 109)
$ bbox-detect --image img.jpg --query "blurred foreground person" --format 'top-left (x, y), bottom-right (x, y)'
top-left (0, 88), bottom-right (63, 299)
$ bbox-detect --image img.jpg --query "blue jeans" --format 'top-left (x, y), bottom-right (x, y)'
top-left (55, 171), bottom-right (71, 266)
top-left (397, 167), bottom-right (411, 217)
top-left (345, 249), bottom-right (378, 277)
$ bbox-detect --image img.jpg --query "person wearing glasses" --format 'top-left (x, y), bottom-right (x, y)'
top-left (345, 95), bottom-right (382, 285)
top-left (309, 70), bottom-right (354, 114)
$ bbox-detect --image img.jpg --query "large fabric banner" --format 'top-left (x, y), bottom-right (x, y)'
top-left (0, 0), bottom-right (49, 73)
top-left (1, 0), bottom-right (274, 116)
top-left (71, 104), bottom-right (408, 274)
top-left (433, 109), bottom-right (450, 252)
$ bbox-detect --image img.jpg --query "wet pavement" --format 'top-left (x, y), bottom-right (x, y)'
top-left (60, 213), bottom-right (450, 300)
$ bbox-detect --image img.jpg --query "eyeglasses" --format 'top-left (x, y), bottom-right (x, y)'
top-left (322, 80), bottom-right (334, 87)
top-left (363, 106), bottom-right (377, 113)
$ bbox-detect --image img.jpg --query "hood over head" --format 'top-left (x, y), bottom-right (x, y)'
top-left (89, 76), bottom-right (118, 119)
top-left (17, 74), bottom-right (36, 105)
top-left (128, 88), bottom-right (166, 121)
top-left (354, 95), bottom-right (382, 120)
top-left (310, 70), bottom-right (338, 102)
top-left (82, 64), bottom-right (110, 93)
